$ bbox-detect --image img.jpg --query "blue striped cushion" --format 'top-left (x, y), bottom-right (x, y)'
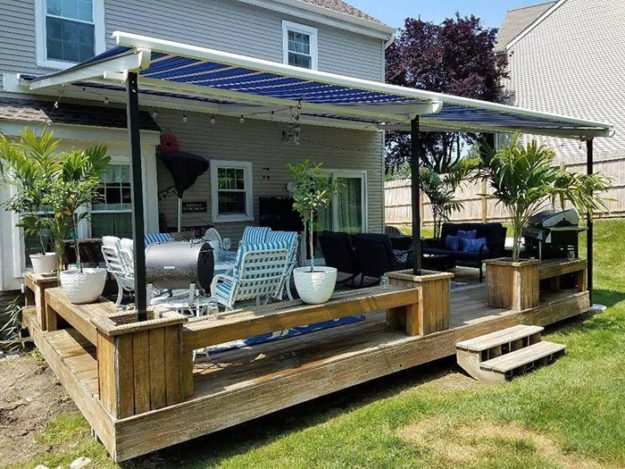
top-left (241, 226), bottom-right (270, 245)
top-left (214, 282), bottom-right (232, 297)
top-left (144, 233), bottom-right (173, 246)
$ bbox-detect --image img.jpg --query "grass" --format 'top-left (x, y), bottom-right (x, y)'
top-left (14, 219), bottom-right (625, 468)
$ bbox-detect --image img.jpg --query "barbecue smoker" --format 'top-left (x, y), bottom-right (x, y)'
top-left (523, 209), bottom-right (586, 260)
top-left (145, 241), bottom-right (214, 291)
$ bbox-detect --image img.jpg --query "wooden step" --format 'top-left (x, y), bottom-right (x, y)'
top-left (480, 341), bottom-right (566, 380)
top-left (456, 324), bottom-right (543, 352)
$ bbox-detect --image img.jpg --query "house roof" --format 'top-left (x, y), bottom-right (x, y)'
top-left (0, 98), bottom-right (160, 132)
top-left (495, 1), bottom-right (556, 52)
top-left (298, 0), bottom-right (385, 25)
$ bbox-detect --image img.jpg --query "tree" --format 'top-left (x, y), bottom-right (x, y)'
top-left (385, 14), bottom-right (509, 173)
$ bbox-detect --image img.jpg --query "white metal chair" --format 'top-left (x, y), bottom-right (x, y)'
top-left (266, 231), bottom-right (299, 300)
top-left (101, 236), bottom-right (135, 306)
top-left (210, 241), bottom-right (290, 310)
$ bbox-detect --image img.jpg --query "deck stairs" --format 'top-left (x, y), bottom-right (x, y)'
top-left (456, 325), bottom-right (566, 382)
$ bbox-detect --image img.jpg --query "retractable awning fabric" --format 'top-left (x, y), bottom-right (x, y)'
top-left (25, 31), bottom-right (612, 139)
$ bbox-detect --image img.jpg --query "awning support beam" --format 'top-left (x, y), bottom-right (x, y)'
top-left (411, 116), bottom-right (422, 275)
top-left (586, 138), bottom-right (594, 305)
top-left (127, 71), bottom-right (148, 320)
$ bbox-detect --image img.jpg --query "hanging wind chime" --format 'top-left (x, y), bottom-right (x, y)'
top-left (282, 99), bottom-right (302, 145)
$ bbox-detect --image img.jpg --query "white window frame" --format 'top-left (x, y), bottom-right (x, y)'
top-left (322, 169), bottom-right (368, 233)
top-left (282, 20), bottom-right (318, 70)
top-left (34, 0), bottom-right (106, 69)
top-left (210, 160), bottom-right (254, 223)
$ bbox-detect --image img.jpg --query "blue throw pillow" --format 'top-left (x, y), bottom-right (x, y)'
top-left (457, 229), bottom-right (477, 239)
top-left (460, 237), bottom-right (489, 254)
top-left (445, 234), bottom-right (460, 251)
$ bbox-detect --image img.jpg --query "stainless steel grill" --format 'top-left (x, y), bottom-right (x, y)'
top-left (145, 241), bottom-right (214, 291)
top-left (523, 209), bottom-right (586, 260)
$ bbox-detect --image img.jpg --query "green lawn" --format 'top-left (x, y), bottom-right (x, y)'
top-left (14, 220), bottom-right (625, 468)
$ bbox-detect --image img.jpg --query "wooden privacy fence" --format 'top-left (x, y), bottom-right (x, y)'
top-left (385, 164), bottom-right (625, 227)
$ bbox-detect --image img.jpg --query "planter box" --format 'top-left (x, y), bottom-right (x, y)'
top-left (485, 258), bottom-right (541, 311)
top-left (386, 269), bottom-right (454, 336)
top-left (24, 272), bottom-right (59, 330)
top-left (91, 310), bottom-right (189, 418)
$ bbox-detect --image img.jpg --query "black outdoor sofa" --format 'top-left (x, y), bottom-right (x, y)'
top-left (423, 222), bottom-right (507, 282)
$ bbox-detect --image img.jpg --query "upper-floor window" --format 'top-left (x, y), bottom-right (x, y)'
top-left (282, 21), bottom-right (318, 70)
top-left (35, 0), bottom-right (105, 69)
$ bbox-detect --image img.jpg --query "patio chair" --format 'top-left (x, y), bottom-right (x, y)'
top-left (267, 230), bottom-right (299, 300)
top-left (352, 233), bottom-right (410, 286)
top-left (241, 226), bottom-right (271, 245)
top-left (210, 241), bottom-right (290, 310)
top-left (144, 232), bottom-right (173, 246)
top-left (318, 230), bottom-right (361, 286)
top-left (101, 236), bottom-right (135, 306)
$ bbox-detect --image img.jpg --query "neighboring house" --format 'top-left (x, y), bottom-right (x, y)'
top-left (0, 0), bottom-right (395, 293)
top-left (497, 0), bottom-right (625, 216)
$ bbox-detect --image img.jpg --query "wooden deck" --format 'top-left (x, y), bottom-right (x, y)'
top-left (24, 260), bottom-right (590, 462)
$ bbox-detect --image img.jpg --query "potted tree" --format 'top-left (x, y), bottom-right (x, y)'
top-left (1, 127), bottom-right (111, 304)
top-left (483, 134), bottom-right (609, 310)
top-left (0, 128), bottom-right (57, 273)
top-left (288, 160), bottom-right (339, 304)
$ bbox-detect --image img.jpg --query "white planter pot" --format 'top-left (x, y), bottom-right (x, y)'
top-left (293, 266), bottom-right (337, 304)
top-left (59, 268), bottom-right (107, 304)
top-left (30, 252), bottom-right (57, 274)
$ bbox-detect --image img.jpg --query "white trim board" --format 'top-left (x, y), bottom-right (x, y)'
top-left (282, 21), bottom-right (318, 71)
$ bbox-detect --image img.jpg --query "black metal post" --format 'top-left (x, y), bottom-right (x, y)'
top-left (586, 138), bottom-right (594, 305)
top-left (126, 72), bottom-right (147, 321)
top-left (410, 116), bottom-right (422, 275)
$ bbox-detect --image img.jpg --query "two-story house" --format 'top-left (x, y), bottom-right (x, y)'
top-left (0, 0), bottom-right (396, 294)
top-left (496, 0), bottom-right (625, 217)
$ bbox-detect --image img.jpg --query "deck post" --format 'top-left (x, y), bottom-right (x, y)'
top-left (386, 270), bottom-right (453, 336)
top-left (586, 138), bottom-right (594, 304)
top-left (126, 71), bottom-right (147, 321)
top-left (410, 116), bottom-right (422, 275)
top-left (92, 310), bottom-right (189, 418)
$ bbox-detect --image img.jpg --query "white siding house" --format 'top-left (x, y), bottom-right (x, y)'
top-left (497, 0), bottom-right (625, 216)
top-left (0, 0), bottom-right (394, 293)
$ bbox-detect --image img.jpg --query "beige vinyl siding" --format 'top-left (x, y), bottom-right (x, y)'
top-left (0, 0), bottom-right (385, 94)
top-left (505, 0), bottom-right (625, 216)
top-left (155, 110), bottom-right (384, 243)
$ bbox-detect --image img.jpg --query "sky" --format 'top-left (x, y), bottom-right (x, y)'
top-left (346, 0), bottom-right (547, 29)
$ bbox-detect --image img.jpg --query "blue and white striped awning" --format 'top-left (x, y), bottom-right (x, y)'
top-left (24, 31), bottom-right (612, 138)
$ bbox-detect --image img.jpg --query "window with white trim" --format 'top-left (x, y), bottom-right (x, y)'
top-left (91, 165), bottom-right (133, 238)
top-left (35, 0), bottom-right (105, 68)
top-left (282, 21), bottom-right (318, 70)
top-left (210, 160), bottom-right (254, 222)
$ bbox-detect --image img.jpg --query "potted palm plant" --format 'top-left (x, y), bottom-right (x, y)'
top-left (483, 134), bottom-right (609, 310)
top-left (288, 160), bottom-right (339, 304)
top-left (0, 128), bottom-right (57, 273)
top-left (1, 127), bottom-right (111, 303)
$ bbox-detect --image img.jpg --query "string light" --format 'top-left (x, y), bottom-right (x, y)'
top-left (210, 117), bottom-right (216, 125)
top-left (182, 114), bottom-right (188, 123)
top-left (53, 98), bottom-right (60, 109)
top-left (152, 111), bottom-right (158, 119)
top-left (239, 115), bottom-right (245, 124)
top-left (103, 97), bottom-right (109, 105)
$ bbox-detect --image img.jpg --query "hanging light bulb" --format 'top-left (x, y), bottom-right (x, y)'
top-left (239, 115), bottom-right (245, 124)
top-left (182, 114), bottom-right (188, 123)
top-left (103, 97), bottom-right (109, 105)
top-left (152, 110), bottom-right (158, 119)
top-left (210, 116), bottom-right (216, 125)
top-left (53, 100), bottom-right (59, 109)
